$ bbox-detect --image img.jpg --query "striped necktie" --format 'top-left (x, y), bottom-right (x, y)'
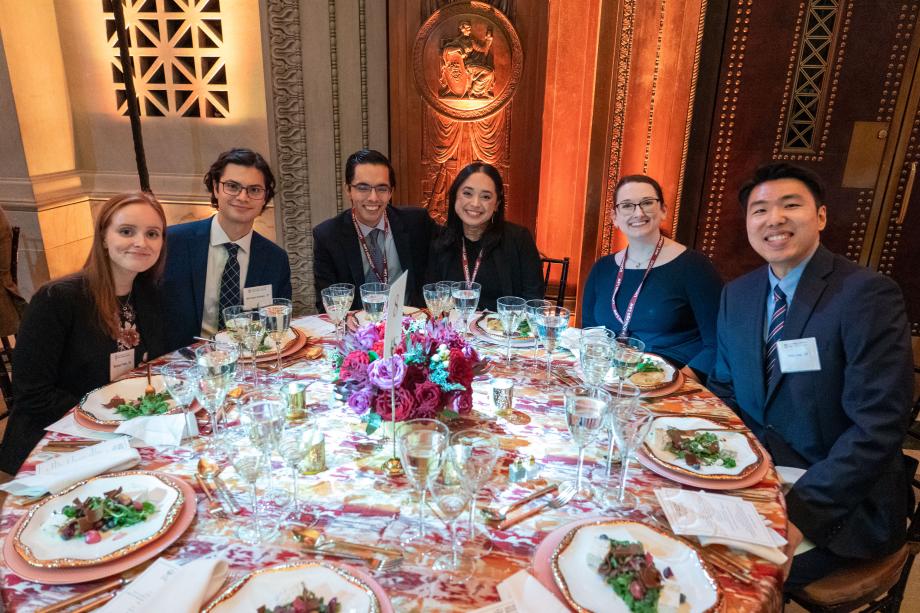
top-left (365, 228), bottom-right (386, 283)
top-left (765, 286), bottom-right (787, 389)
top-left (217, 243), bottom-right (241, 328)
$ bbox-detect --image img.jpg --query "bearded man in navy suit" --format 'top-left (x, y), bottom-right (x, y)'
top-left (163, 148), bottom-right (291, 350)
top-left (709, 163), bottom-right (914, 589)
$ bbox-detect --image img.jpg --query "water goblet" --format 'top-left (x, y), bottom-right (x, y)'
top-left (612, 336), bottom-right (646, 390)
top-left (194, 343), bottom-right (239, 450)
top-left (496, 296), bottom-right (526, 364)
top-left (397, 418), bottom-right (449, 551)
top-left (429, 459), bottom-right (474, 580)
top-left (360, 282), bottom-right (390, 323)
top-left (277, 425), bottom-right (311, 521)
top-left (534, 306), bottom-right (570, 384)
top-left (222, 305), bottom-right (248, 381)
top-left (524, 299), bottom-right (551, 362)
top-left (612, 403), bottom-right (654, 506)
top-left (260, 298), bottom-right (292, 378)
top-left (580, 336), bottom-right (614, 392)
top-left (240, 392), bottom-right (289, 509)
top-left (423, 282), bottom-right (452, 321)
top-left (321, 283), bottom-right (354, 341)
top-left (160, 360), bottom-right (198, 439)
top-left (240, 310), bottom-right (266, 387)
top-left (221, 426), bottom-right (268, 543)
top-left (449, 429), bottom-right (500, 552)
top-left (601, 382), bottom-right (641, 481)
top-left (565, 387), bottom-right (610, 502)
top-left (450, 281), bottom-right (481, 339)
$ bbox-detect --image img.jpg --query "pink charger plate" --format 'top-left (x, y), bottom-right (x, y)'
top-left (636, 445), bottom-right (773, 491)
top-left (3, 474), bottom-right (197, 584)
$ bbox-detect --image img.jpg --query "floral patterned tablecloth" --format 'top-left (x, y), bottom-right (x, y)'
top-left (0, 315), bottom-right (785, 612)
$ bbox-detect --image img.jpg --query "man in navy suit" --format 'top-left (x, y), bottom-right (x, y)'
top-left (709, 163), bottom-right (913, 588)
top-left (312, 149), bottom-right (434, 312)
top-left (163, 148), bottom-right (291, 349)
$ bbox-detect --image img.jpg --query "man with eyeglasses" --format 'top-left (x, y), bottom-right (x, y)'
top-left (163, 148), bottom-right (292, 349)
top-left (312, 149), bottom-right (434, 311)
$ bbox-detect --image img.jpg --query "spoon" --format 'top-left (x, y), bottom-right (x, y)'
top-left (144, 364), bottom-right (155, 396)
top-left (291, 526), bottom-right (402, 558)
top-left (196, 456), bottom-right (241, 514)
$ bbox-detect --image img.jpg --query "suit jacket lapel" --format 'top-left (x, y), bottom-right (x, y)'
top-left (245, 232), bottom-right (267, 288)
top-left (765, 244), bottom-right (833, 403)
top-left (191, 219), bottom-right (211, 321)
top-left (742, 271), bottom-right (770, 417)
top-left (340, 210), bottom-right (365, 286)
top-left (388, 206), bottom-right (412, 283)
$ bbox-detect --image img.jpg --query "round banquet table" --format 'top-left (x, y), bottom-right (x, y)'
top-left (0, 314), bottom-right (786, 612)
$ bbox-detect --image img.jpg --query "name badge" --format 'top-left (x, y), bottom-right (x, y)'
top-left (110, 348), bottom-right (135, 381)
top-left (777, 337), bottom-right (821, 373)
top-left (242, 284), bottom-right (273, 309)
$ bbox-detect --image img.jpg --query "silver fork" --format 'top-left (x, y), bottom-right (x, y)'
top-left (497, 482), bottom-right (577, 530)
top-left (371, 556), bottom-right (404, 574)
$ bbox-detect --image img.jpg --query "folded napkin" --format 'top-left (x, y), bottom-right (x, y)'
top-left (497, 569), bottom-right (569, 613)
top-left (297, 316), bottom-right (336, 338)
top-left (558, 327), bottom-right (583, 357)
top-left (0, 438), bottom-right (140, 497)
top-left (98, 557), bottom-right (229, 613)
top-left (698, 530), bottom-right (788, 565)
top-left (46, 412), bottom-right (122, 441)
top-left (114, 413), bottom-right (195, 447)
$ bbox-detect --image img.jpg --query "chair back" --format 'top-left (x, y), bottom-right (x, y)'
top-left (10, 226), bottom-right (19, 285)
top-left (0, 335), bottom-right (12, 419)
top-left (541, 255), bottom-right (570, 308)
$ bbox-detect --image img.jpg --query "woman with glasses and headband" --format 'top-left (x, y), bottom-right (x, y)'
top-left (582, 174), bottom-right (723, 382)
top-left (425, 162), bottom-right (544, 311)
top-left (0, 192), bottom-right (170, 474)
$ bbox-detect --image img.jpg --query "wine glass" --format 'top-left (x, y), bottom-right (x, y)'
top-left (534, 306), bottom-right (570, 384)
top-left (600, 382), bottom-right (641, 481)
top-left (222, 425), bottom-right (268, 543)
top-left (423, 282), bottom-right (452, 320)
top-left (277, 425), bottom-right (311, 521)
top-left (194, 343), bottom-right (239, 449)
top-left (321, 283), bottom-right (354, 342)
top-left (450, 281), bottom-right (481, 339)
top-left (429, 459), bottom-right (473, 580)
top-left (565, 387), bottom-right (610, 502)
top-left (437, 281), bottom-right (455, 319)
top-left (580, 336), bottom-right (614, 392)
top-left (612, 336), bottom-right (646, 390)
top-left (260, 298), bottom-right (292, 378)
top-left (222, 305), bottom-right (248, 380)
top-left (239, 392), bottom-right (289, 509)
top-left (238, 310), bottom-right (266, 387)
top-left (449, 429), bottom-right (499, 552)
top-left (160, 360), bottom-right (198, 439)
top-left (360, 282), bottom-right (389, 323)
top-left (612, 403), bottom-right (654, 506)
top-left (397, 418), bottom-right (449, 550)
top-left (496, 296), bottom-right (526, 364)
top-left (524, 299), bottom-right (551, 362)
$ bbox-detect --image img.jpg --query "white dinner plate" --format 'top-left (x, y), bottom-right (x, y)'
top-left (643, 416), bottom-right (762, 479)
top-left (214, 328), bottom-right (296, 358)
top-left (77, 375), bottom-right (177, 425)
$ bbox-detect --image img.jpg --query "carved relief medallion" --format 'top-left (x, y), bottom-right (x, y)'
top-left (413, 1), bottom-right (522, 121)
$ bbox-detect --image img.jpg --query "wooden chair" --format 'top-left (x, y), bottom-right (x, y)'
top-left (0, 226), bottom-right (19, 419)
top-left (540, 255), bottom-right (569, 308)
top-left (10, 225), bottom-right (19, 285)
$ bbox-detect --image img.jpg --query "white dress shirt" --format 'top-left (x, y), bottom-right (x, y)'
top-left (200, 216), bottom-right (253, 337)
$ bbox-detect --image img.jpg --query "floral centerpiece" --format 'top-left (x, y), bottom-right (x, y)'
top-left (333, 317), bottom-right (482, 433)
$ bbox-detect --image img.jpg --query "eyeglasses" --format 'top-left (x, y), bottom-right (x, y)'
top-left (615, 198), bottom-right (660, 214)
top-left (349, 183), bottom-right (392, 198)
top-left (220, 180), bottom-right (267, 200)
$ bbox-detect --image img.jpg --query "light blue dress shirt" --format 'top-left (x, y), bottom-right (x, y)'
top-left (764, 246), bottom-right (819, 341)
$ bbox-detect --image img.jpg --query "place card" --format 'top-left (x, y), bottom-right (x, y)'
top-left (36, 438), bottom-right (131, 475)
top-left (655, 488), bottom-right (776, 547)
top-left (98, 558), bottom-right (182, 613)
top-left (243, 284), bottom-right (273, 309)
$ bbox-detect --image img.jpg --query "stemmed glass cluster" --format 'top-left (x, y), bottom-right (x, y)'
top-left (422, 282), bottom-right (453, 320)
top-left (194, 342), bottom-right (239, 450)
top-left (450, 281), bottom-right (481, 338)
top-left (321, 283), bottom-right (354, 341)
top-left (534, 306), bottom-right (570, 383)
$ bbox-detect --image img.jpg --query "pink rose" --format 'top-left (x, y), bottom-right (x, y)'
top-left (373, 387), bottom-right (414, 421)
top-left (448, 348), bottom-right (473, 389)
top-left (339, 350), bottom-right (370, 382)
top-left (413, 381), bottom-right (442, 418)
top-left (449, 390), bottom-right (473, 415)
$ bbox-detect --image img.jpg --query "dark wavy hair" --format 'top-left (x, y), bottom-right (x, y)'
top-left (614, 174), bottom-right (666, 209)
top-left (440, 162), bottom-right (506, 253)
top-left (203, 148), bottom-right (275, 211)
top-left (344, 149), bottom-right (396, 189)
top-left (738, 163), bottom-right (825, 211)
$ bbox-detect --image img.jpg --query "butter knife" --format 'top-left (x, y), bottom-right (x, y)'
top-left (211, 475), bottom-right (242, 514)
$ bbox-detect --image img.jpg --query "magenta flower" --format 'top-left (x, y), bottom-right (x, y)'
top-left (347, 387), bottom-right (375, 415)
top-left (368, 355), bottom-right (406, 390)
top-left (413, 380), bottom-right (442, 418)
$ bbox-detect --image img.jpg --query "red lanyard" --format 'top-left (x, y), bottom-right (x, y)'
top-left (352, 211), bottom-right (389, 284)
top-left (611, 236), bottom-right (664, 336)
top-left (461, 239), bottom-right (484, 285)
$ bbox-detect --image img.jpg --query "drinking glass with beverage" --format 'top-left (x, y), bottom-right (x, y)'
top-left (360, 282), bottom-right (390, 323)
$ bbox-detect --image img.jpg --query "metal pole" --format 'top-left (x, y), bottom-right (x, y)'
top-left (111, 0), bottom-right (151, 193)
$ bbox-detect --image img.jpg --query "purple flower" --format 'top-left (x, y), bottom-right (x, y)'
top-left (347, 387), bottom-right (375, 415)
top-left (353, 323), bottom-right (381, 352)
top-left (368, 355), bottom-right (406, 390)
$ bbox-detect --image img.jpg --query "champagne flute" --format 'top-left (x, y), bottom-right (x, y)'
top-left (277, 426), bottom-right (310, 520)
top-left (429, 458), bottom-right (474, 579)
top-left (565, 387), bottom-right (610, 502)
top-left (534, 306), bottom-right (570, 384)
top-left (437, 281), bottom-right (455, 320)
top-left (397, 418), bottom-right (449, 550)
top-left (160, 360), bottom-right (198, 439)
top-left (240, 392), bottom-right (289, 510)
top-left (194, 342), bottom-right (239, 450)
top-left (496, 296), bottom-right (526, 364)
top-left (222, 305), bottom-right (248, 381)
top-left (241, 310), bottom-right (265, 387)
top-left (222, 425), bottom-right (267, 543)
top-left (321, 283), bottom-right (354, 342)
top-left (449, 429), bottom-right (499, 552)
top-left (260, 298), bottom-right (292, 377)
top-left (580, 336), bottom-right (614, 392)
top-left (601, 382), bottom-right (641, 481)
top-left (524, 299), bottom-right (551, 362)
top-left (423, 282), bottom-right (452, 320)
top-left (613, 336), bottom-right (646, 390)
top-left (450, 281), bottom-right (481, 339)
top-left (360, 282), bottom-right (389, 323)
top-left (612, 403), bottom-right (653, 506)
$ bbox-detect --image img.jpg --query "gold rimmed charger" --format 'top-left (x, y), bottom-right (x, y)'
top-left (13, 470), bottom-right (185, 569)
top-left (202, 562), bottom-right (382, 612)
top-left (472, 313), bottom-right (533, 347)
top-left (627, 353), bottom-right (677, 392)
top-left (214, 325), bottom-right (308, 363)
top-left (75, 375), bottom-right (180, 427)
top-left (641, 416), bottom-right (764, 482)
top-left (551, 519), bottom-right (722, 613)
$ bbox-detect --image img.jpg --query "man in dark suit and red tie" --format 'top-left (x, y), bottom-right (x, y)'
top-left (709, 163), bottom-right (914, 589)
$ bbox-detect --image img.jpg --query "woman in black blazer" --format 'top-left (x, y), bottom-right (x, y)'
top-left (426, 162), bottom-right (544, 311)
top-left (0, 192), bottom-right (170, 474)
